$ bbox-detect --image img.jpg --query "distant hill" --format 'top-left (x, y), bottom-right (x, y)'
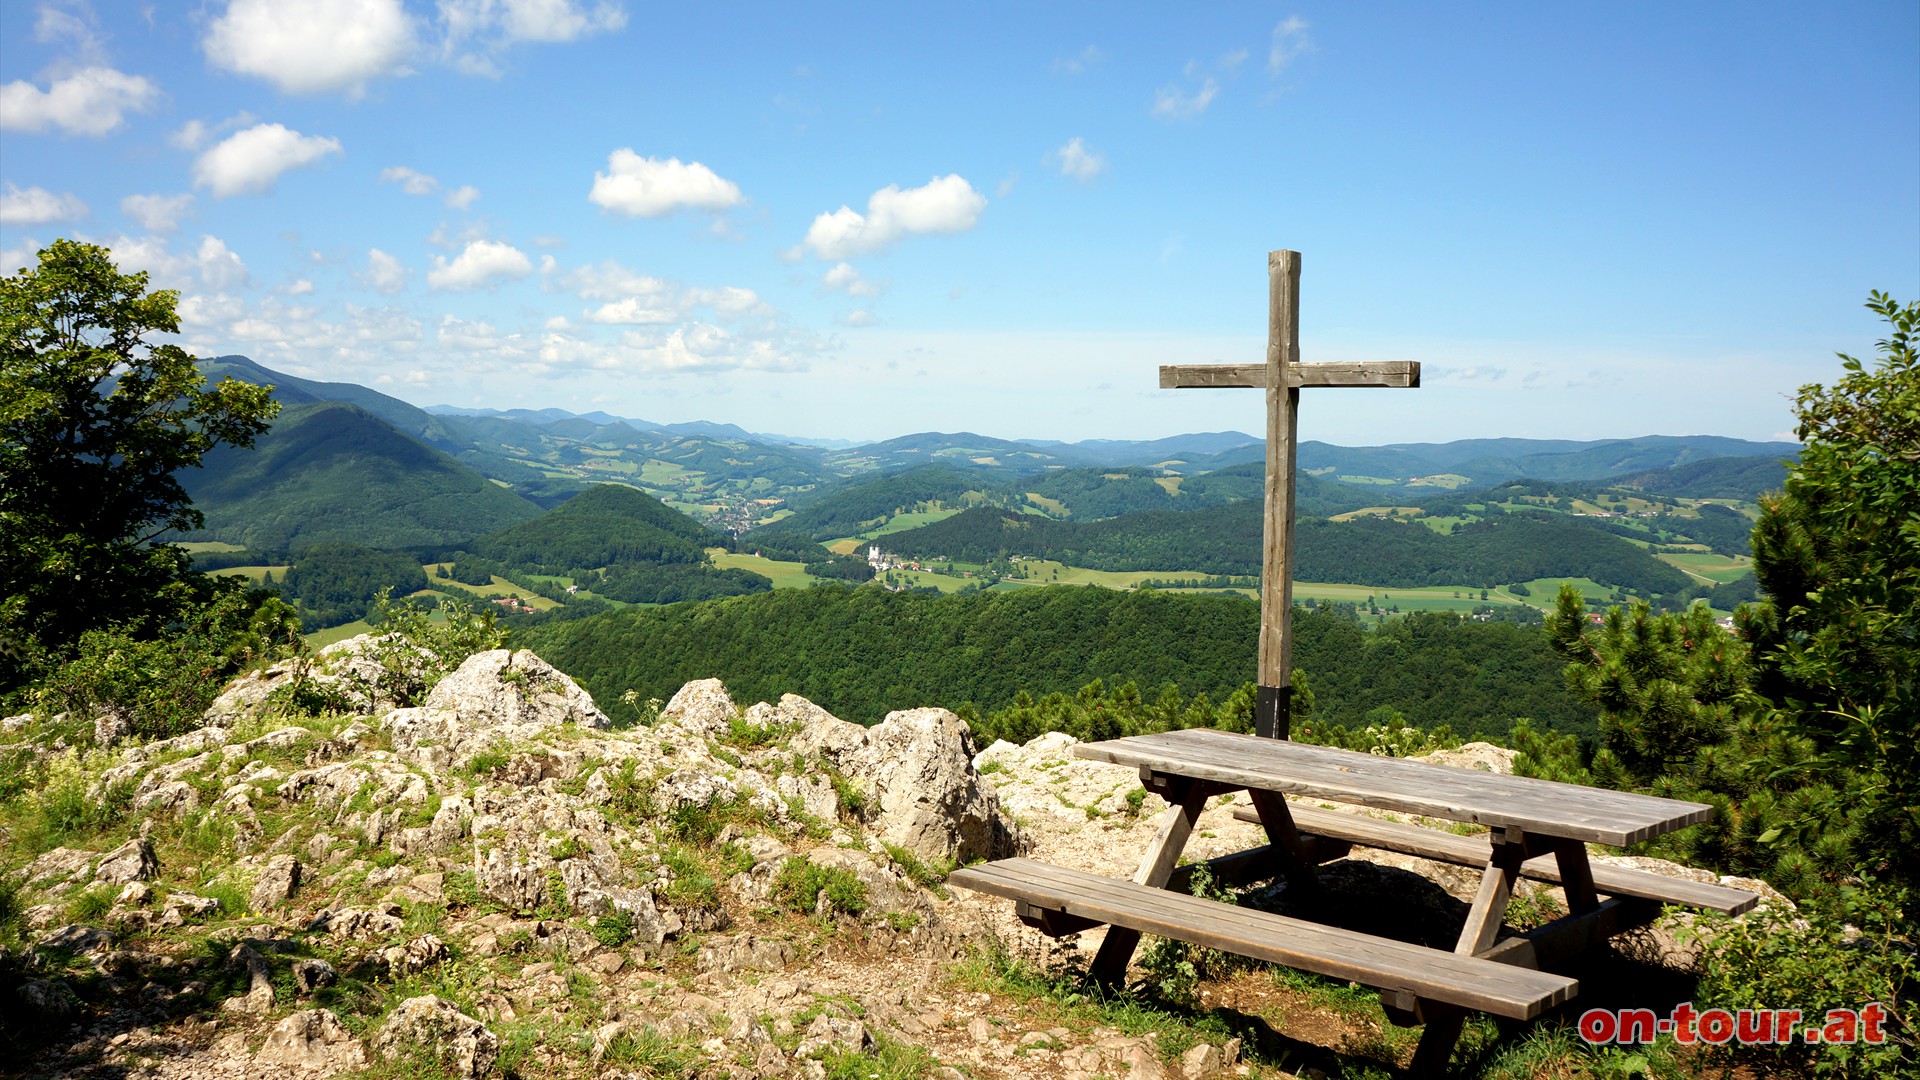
top-left (883, 500), bottom-right (1691, 594)
top-left (179, 400), bottom-right (544, 551)
top-left (750, 465), bottom-right (986, 541)
top-left (469, 483), bottom-right (719, 570)
top-left (823, 432), bottom-right (1069, 476)
top-left (199, 355), bottom-right (443, 440)
top-left (1293, 435), bottom-right (1798, 492)
top-left (1605, 454), bottom-right (1796, 499)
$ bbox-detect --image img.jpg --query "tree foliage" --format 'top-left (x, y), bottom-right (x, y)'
top-left (1546, 294), bottom-right (1919, 914)
top-left (1, 240), bottom-right (278, 689)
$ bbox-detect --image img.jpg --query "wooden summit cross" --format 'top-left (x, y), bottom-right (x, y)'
top-left (1161, 250), bottom-right (1420, 740)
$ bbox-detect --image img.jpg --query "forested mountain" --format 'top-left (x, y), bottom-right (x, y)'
top-left (1293, 435), bottom-right (1797, 491)
top-left (197, 354), bottom-right (444, 440)
top-left (882, 502), bottom-right (1692, 594)
top-left (1604, 454), bottom-right (1795, 499)
top-left (822, 432), bottom-right (1070, 476)
top-left (516, 585), bottom-right (1595, 739)
top-left (749, 465), bottom-right (985, 540)
top-left (179, 400), bottom-right (543, 550)
top-left (469, 483), bottom-right (719, 570)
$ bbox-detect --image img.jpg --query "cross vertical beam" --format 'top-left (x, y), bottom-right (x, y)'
top-left (1159, 249), bottom-right (1421, 739)
top-left (1259, 250), bottom-right (1302, 738)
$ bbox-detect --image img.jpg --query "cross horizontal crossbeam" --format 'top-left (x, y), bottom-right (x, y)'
top-left (1160, 361), bottom-right (1421, 390)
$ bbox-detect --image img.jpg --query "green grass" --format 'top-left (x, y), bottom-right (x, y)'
top-left (176, 540), bottom-right (248, 553)
top-left (710, 550), bottom-right (817, 589)
top-left (206, 564), bottom-right (288, 584)
top-left (1291, 581), bottom-right (1526, 613)
top-left (1656, 551), bottom-right (1754, 583)
top-left (305, 619), bottom-right (375, 647)
top-left (859, 508), bottom-right (965, 539)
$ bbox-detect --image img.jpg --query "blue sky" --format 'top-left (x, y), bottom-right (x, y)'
top-left (3, 2), bottom-right (1916, 445)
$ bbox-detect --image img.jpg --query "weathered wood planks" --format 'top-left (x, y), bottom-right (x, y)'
top-left (1159, 360), bottom-right (1421, 389)
top-left (1075, 728), bottom-right (1713, 847)
top-left (1230, 802), bottom-right (1757, 915)
top-left (949, 857), bottom-right (1579, 1020)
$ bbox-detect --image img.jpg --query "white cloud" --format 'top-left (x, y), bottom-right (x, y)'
top-left (589, 150), bottom-right (742, 217)
top-left (35, 2), bottom-right (108, 63)
top-left (0, 183), bottom-right (88, 225)
top-left (561, 260), bottom-right (672, 301)
top-left (428, 239), bottom-right (532, 290)
top-left (195, 235), bottom-right (249, 289)
top-left (1051, 137), bottom-right (1106, 182)
top-left (380, 165), bottom-right (438, 195)
top-left (1268, 16), bottom-right (1312, 76)
top-left (801, 174), bottom-right (986, 260)
top-left (686, 286), bottom-right (769, 318)
top-left (193, 123), bottom-right (343, 198)
top-left (1152, 78), bottom-right (1218, 120)
top-left (837, 310), bottom-right (878, 328)
top-left (120, 192), bottom-right (194, 232)
top-left (584, 297), bottom-right (680, 325)
top-left (203, 0), bottom-right (416, 95)
top-left (438, 314), bottom-right (526, 352)
top-left (1052, 45), bottom-right (1103, 76)
top-left (821, 262), bottom-right (879, 298)
top-left (365, 248), bottom-right (408, 294)
top-left (2, 237), bottom-right (43, 276)
top-left (0, 66), bottom-right (159, 136)
top-left (444, 184), bottom-right (480, 210)
top-left (177, 292), bottom-right (246, 330)
top-left (440, 0), bottom-right (627, 75)
top-left (283, 278), bottom-right (316, 295)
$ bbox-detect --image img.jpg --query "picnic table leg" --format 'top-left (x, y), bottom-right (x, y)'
top-left (1246, 788), bottom-right (1321, 892)
top-left (1456, 827), bottom-right (1534, 956)
top-left (1407, 1008), bottom-right (1468, 1077)
top-left (1088, 776), bottom-right (1211, 987)
top-left (1551, 838), bottom-right (1601, 914)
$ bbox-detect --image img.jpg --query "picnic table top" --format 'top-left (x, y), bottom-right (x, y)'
top-left (1073, 727), bottom-right (1712, 847)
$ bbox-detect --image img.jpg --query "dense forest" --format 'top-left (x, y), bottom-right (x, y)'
top-left (880, 501), bottom-right (1692, 595)
top-left (277, 542), bottom-right (428, 629)
top-left (515, 584), bottom-right (1597, 740)
top-left (467, 483), bottom-right (717, 570)
top-left (759, 464), bottom-right (983, 539)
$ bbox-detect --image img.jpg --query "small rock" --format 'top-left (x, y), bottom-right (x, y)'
top-left (250, 854), bottom-right (301, 911)
top-left (795, 1014), bottom-right (870, 1059)
top-left (115, 882), bottom-right (154, 907)
top-left (373, 995), bottom-right (498, 1080)
top-left (292, 958), bottom-right (337, 995)
top-left (659, 678), bottom-right (735, 737)
top-left (254, 1009), bottom-right (370, 1075)
top-left (94, 837), bottom-right (158, 884)
top-left (1181, 1041), bottom-right (1224, 1077)
top-left (381, 934), bottom-right (449, 978)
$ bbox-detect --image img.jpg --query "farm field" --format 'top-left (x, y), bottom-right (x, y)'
top-left (205, 564), bottom-right (287, 584)
top-left (1658, 551), bottom-right (1754, 583)
top-left (423, 570), bottom-right (562, 610)
top-left (1291, 581), bottom-right (1527, 613)
top-left (709, 551), bottom-right (816, 589)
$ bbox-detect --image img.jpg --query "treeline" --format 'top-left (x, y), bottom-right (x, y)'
top-left (516, 585), bottom-right (1597, 740)
top-left (278, 542), bottom-right (427, 628)
top-left (759, 465), bottom-right (982, 539)
top-left (880, 502), bottom-right (1693, 596)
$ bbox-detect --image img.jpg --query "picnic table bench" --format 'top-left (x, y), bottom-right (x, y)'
top-left (950, 727), bottom-right (1757, 1075)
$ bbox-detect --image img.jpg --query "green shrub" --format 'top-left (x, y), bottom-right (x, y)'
top-left (593, 910), bottom-right (635, 948)
top-left (660, 845), bottom-right (720, 910)
top-left (65, 885), bottom-right (113, 925)
top-left (773, 857), bottom-right (868, 916)
top-left (1688, 881), bottom-right (1914, 1078)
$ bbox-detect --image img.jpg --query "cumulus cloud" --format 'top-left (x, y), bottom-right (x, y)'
top-left (444, 184), bottom-right (480, 210)
top-left (440, 0), bottom-right (627, 76)
top-left (427, 239), bottom-right (532, 290)
top-left (203, 0), bottom-right (416, 95)
top-left (88, 232), bottom-right (248, 292)
top-left (365, 248), bottom-right (408, 294)
top-left (195, 235), bottom-right (249, 289)
top-left (561, 259), bottom-right (671, 301)
top-left (1268, 16), bottom-right (1312, 75)
top-left (801, 174), bottom-right (986, 260)
top-left (0, 66), bottom-right (159, 136)
top-left (121, 192), bottom-right (195, 232)
top-left (379, 165), bottom-right (438, 195)
top-left (193, 123), bottom-right (342, 198)
top-left (821, 262), bottom-right (879, 298)
top-left (0, 183), bottom-right (87, 225)
top-left (1051, 137), bottom-right (1106, 181)
top-left (1151, 77), bottom-right (1218, 120)
top-left (589, 151), bottom-right (742, 217)
top-left (584, 297), bottom-right (680, 325)
top-left (837, 310), bottom-right (878, 328)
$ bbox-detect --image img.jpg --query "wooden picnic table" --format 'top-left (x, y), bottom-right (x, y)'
top-left (951, 727), bottom-right (1756, 1076)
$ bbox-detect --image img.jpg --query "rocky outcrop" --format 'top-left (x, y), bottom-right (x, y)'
top-left (373, 995), bottom-right (498, 1079)
top-left (254, 1009), bottom-right (369, 1074)
top-left (793, 704), bottom-right (1021, 865)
